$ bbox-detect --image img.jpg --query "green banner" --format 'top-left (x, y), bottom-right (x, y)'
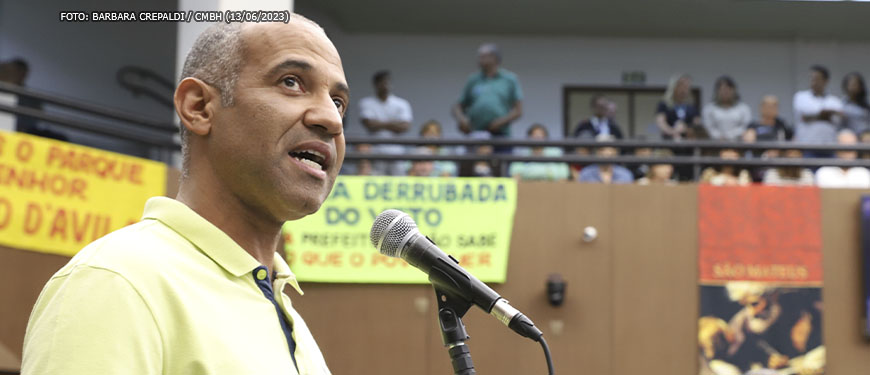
top-left (282, 176), bottom-right (517, 283)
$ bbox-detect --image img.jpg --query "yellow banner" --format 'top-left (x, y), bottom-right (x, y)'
top-left (0, 131), bottom-right (167, 256)
top-left (282, 176), bottom-right (517, 283)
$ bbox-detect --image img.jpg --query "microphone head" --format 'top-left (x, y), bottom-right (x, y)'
top-left (370, 209), bottom-right (418, 258)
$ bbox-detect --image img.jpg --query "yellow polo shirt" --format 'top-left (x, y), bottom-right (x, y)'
top-left (22, 197), bottom-right (331, 375)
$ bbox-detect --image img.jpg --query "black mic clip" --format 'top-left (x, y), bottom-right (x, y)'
top-left (435, 287), bottom-right (476, 375)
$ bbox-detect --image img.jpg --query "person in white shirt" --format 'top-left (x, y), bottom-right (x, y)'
top-left (703, 76), bottom-right (752, 141)
top-left (815, 129), bottom-right (870, 188)
top-left (358, 70), bottom-right (413, 175)
top-left (793, 65), bottom-right (844, 147)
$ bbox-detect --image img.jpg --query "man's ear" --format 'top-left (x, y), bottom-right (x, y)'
top-left (174, 77), bottom-right (219, 136)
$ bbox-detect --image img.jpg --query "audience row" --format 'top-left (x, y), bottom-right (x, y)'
top-left (347, 42), bottom-right (868, 187)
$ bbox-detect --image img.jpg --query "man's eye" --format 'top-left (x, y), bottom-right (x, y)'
top-left (333, 98), bottom-right (345, 112)
top-left (282, 76), bottom-right (300, 89)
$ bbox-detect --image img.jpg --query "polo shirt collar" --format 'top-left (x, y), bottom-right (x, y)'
top-left (140, 197), bottom-right (264, 278)
top-left (273, 254), bottom-right (304, 295)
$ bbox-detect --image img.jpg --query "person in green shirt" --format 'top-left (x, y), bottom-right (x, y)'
top-left (452, 43), bottom-right (523, 144)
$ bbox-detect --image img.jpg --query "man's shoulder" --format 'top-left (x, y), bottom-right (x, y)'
top-left (56, 219), bottom-right (191, 280)
top-left (463, 71), bottom-right (483, 85)
top-left (794, 90), bottom-right (812, 101)
top-left (358, 96), bottom-right (378, 107)
top-left (498, 69), bottom-right (519, 81)
top-left (388, 94), bottom-right (412, 107)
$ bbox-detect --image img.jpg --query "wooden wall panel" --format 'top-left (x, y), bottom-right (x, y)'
top-left (423, 182), bottom-right (615, 375)
top-left (610, 184), bottom-right (699, 375)
top-left (820, 189), bottom-right (870, 375)
top-left (0, 248), bottom-right (68, 362)
top-left (292, 284), bottom-right (433, 374)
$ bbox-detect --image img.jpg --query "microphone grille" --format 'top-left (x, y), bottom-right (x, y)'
top-left (370, 209), bottom-right (418, 258)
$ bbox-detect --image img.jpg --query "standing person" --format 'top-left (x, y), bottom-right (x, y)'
top-left (744, 95), bottom-right (792, 142)
top-left (841, 72), bottom-right (870, 135)
top-left (793, 65), bottom-right (843, 147)
top-left (452, 43), bottom-right (523, 152)
top-left (23, 18), bottom-right (345, 374)
top-left (0, 58), bottom-right (66, 140)
top-left (656, 74), bottom-right (701, 141)
top-left (573, 95), bottom-right (625, 139)
top-left (358, 70), bottom-right (412, 175)
top-left (703, 76), bottom-right (752, 141)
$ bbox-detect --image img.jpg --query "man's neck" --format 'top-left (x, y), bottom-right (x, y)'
top-left (483, 67), bottom-right (498, 78)
top-left (377, 92), bottom-right (389, 101)
top-left (175, 169), bottom-right (280, 269)
top-left (811, 88), bottom-right (825, 97)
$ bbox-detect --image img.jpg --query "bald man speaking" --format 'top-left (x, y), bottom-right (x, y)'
top-left (22, 15), bottom-right (346, 375)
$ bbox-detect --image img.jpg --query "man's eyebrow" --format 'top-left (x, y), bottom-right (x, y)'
top-left (334, 82), bottom-right (350, 97)
top-left (266, 59), bottom-right (312, 77)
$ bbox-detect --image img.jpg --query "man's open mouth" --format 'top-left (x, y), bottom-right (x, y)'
top-left (289, 150), bottom-right (327, 171)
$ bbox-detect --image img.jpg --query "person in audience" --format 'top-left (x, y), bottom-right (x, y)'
top-left (358, 70), bottom-right (412, 175)
top-left (744, 95), bottom-right (793, 143)
top-left (860, 130), bottom-right (870, 160)
top-left (452, 43), bottom-right (523, 153)
top-left (793, 65), bottom-right (843, 148)
top-left (402, 120), bottom-right (458, 177)
top-left (568, 146), bottom-right (591, 181)
top-left (352, 143), bottom-right (374, 176)
top-left (340, 143), bottom-right (373, 176)
top-left (841, 72), bottom-right (869, 135)
top-left (636, 149), bottom-right (677, 185)
top-left (656, 74), bottom-right (701, 141)
top-left (700, 148), bottom-right (752, 186)
top-left (762, 149), bottom-right (815, 186)
top-left (629, 144), bottom-right (653, 181)
top-left (815, 129), bottom-right (870, 188)
top-left (0, 58), bottom-right (66, 141)
top-left (470, 143), bottom-right (495, 177)
top-left (509, 124), bottom-right (570, 181)
top-left (703, 76), bottom-right (752, 141)
top-left (573, 95), bottom-right (624, 139)
top-left (578, 135), bottom-right (633, 184)
top-left (658, 74), bottom-right (702, 180)
top-left (407, 147), bottom-right (435, 177)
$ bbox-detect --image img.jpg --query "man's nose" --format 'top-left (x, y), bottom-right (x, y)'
top-left (303, 96), bottom-right (343, 136)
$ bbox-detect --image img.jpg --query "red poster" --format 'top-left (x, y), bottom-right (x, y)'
top-left (698, 185), bottom-right (824, 375)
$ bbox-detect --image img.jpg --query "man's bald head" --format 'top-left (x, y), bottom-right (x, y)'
top-left (177, 14), bottom-right (328, 168)
top-left (180, 14), bottom-right (325, 107)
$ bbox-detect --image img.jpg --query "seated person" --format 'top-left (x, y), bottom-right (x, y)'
top-left (815, 129), bottom-right (870, 188)
top-left (401, 120), bottom-right (458, 177)
top-left (700, 148), bottom-right (752, 186)
top-left (573, 95), bottom-right (624, 139)
top-left (762, 149), bottom-right (814, 186)
top-left (407, 147), bottom-right (436, 177)
top-left (636, 149), bottom-right (677, 185)
top-left (509, 124), bottom-right (570, 181)
top-left (578, 135), bottom-right (633, 184)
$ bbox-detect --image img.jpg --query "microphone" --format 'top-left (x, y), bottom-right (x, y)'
top-left (370, 209), bottom-right (543, 342)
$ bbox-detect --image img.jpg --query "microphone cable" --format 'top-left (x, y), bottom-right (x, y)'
top-left (539, 337), bottom-right (555, 375)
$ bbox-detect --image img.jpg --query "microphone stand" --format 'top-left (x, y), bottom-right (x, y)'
top-left (434, 287), bottom-right (476, 375)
